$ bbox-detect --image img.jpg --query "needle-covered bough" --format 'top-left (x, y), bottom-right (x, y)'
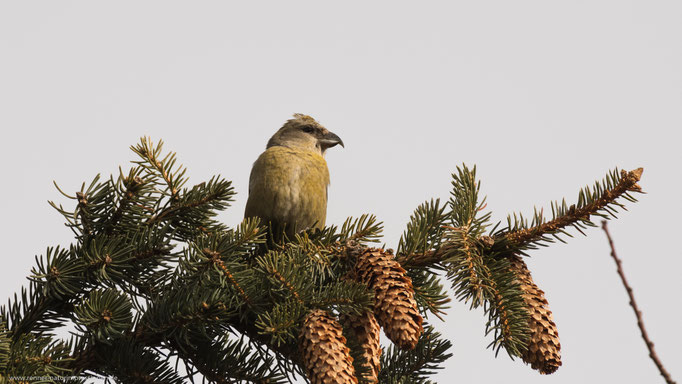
top-left (0, 137), bottom-right (643, 384)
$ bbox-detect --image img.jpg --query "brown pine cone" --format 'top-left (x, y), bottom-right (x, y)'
top-left (300, 309), bottom-right (358, 384)
top-left (510, 255), bottom-right (562, 374)
top-left (355, 248), bottom-right (423, 350)
top-left (341, 311), bottom-right (382, 383)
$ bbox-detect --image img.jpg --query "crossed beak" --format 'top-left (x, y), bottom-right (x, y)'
top-left (319, 131), bottom-right (344, 149)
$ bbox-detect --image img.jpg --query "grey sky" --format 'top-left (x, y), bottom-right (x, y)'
top-left (1, 1), bottom-right (680, 383)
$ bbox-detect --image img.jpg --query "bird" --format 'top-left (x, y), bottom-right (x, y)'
top-left (245, 114), bottom-right (344, 243)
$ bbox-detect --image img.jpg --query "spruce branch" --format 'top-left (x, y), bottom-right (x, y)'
top-left (378, 326), bottom-right (452, 384)
top-left (205, 249), bottom-right (253, 307)
top-left (256, 251), bottom-right (307, 306)
top-left (167, 335), bottom-right (287, 384)
top-left (67, 286), bottom-right (244, 376)
top-left (136, 288), bottom-right (236, 346)
top-left (3, 282), bottom-right (73, 341)
top-left (130, 137), bottom-right (188, 199)
top-left (398, 167), bottom-right (644, 272)
top-left (105, 168), bottom-right (149, 235)
top-left (408, 271), bottom-right (450, 322)
top-left (255, 301), bottom-right (306, 347)
top-left (504, 168), bottom-right (643, 249)
top-left (397, 199), bottom-right (448, 258)
top-left (130, 243), bottom-right (173, 262)
top-left (282, 234), bottom-right (342, 283)
top-left (68, 321), bottom-right (292, 383)
top-left (29, 246), bottom-right (84, 301)
top-left (4, 333), bottom-right (80, 382)
top-left (601, 221), bottom-right (676, 384)
top-left (481, 256), bottom-right (530, 359)
top-left (311, 281), bottom-right (374, 317)
top-left (439, 228), bottom-right (487, 309)
top-left (395, 166), bottom-right (488, 270)
top-left (148, 176), bottom-right (235, 227)
top-left (74, 289), bottom-right (133, 344)
top-left (93, 339), bottom-right (185, 384)
top-left (339, 214), bottom-right (384, 244)
top-left (4, 137), bottom-right (651, 382)
top-left (50, 175), bottom-right (111, 238)
top-left (400, 168), bottom-right (644, 268)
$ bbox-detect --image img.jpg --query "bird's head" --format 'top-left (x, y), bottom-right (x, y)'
top-left (267, 114), bottom-right (344, 156)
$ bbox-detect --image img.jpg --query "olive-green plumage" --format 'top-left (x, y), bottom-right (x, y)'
top-left (245, 114), bottom-right (344, 240)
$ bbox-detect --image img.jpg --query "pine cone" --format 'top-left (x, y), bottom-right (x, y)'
top-left (355, 248), bottom-right (423, 350)
top-left (300, 309), bottom-right (358, 384)
top-left (510, 255), bottom-right (562, 374)
top-left (341, 311), bottom-right (381, 383)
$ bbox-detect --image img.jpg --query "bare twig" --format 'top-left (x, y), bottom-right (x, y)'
top-left (601, 221), bottom-right (676, 384)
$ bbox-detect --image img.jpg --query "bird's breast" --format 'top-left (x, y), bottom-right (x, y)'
top-left (246, 146), bottom-right (330, 234)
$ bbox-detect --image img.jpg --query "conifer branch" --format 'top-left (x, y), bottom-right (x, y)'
top-left (167, 336), bottom-right (286, 384)
top-left (5, 334), bottom-right (77, 380)
top-left (130, 246), bottom-right (171, 261)
top-left (505, 168), bottom-right (643, 249)
top-left (410, 274), bottom-right (450, 322)
top-left (378, 326), bottom-right (452, 383)
top-left (439, 228), bottom-right (486, 308)
top-left (399, 167), bottom-right (644, 268)
top-left (69, 339), bottom-right (184, 383)
top-left (255, 301), bottom-right (305, 347)
top-left (65, 343), bottom-right (99, 372)
top-left (205, 249), bottom-right (252, 306)
top-left (4, 284), bottom-right (72, 341)
top-left (76, 191), bottom-right (92, 237)
top-left (601, 221), bottom-right (676, 384)
top-left (481, 256), bottom-right (530, 359)
top-left (270, 269), bottom-right (303, 304)
top-left (489, 283), bottom-right (514, 351)
top-left (131, 137), bottom-right (187, 199)
top-left (105, 171), bottom-right (146, 235)
top-left (340, 214), bottom-right (384, 244)
top-left (4, 138), bottom-right (651, 382)
top-left (148, 177), bottom-right (235, 227)
top-left (68, 319), bottom-right (293, 383)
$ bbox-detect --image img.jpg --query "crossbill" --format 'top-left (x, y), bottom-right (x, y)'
top-left (245, 114), bottom-right (344, 242)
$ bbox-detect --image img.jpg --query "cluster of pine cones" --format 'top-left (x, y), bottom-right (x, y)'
top-left (298, 249), bottom-right (562, 383)
top-left (300, 248), bottom-right (422, 384)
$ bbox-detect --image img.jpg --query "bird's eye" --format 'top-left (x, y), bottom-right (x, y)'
top-left (301, 126), bottom-right (315, 133)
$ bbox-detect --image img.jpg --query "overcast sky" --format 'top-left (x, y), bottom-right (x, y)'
top-left (1, 1), bottom-right (680, 383)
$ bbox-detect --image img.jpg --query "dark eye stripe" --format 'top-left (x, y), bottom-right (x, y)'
top-left (301, 126), bottom-right (315, 133)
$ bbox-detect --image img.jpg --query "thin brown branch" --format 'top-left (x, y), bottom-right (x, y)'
top-left (506, 168), bottom-right (643, 247)
top-left (601, 221), bottom-right (676, 384)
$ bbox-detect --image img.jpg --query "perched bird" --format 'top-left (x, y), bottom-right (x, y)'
top-left (245, 114), bottom-right (344, 242)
